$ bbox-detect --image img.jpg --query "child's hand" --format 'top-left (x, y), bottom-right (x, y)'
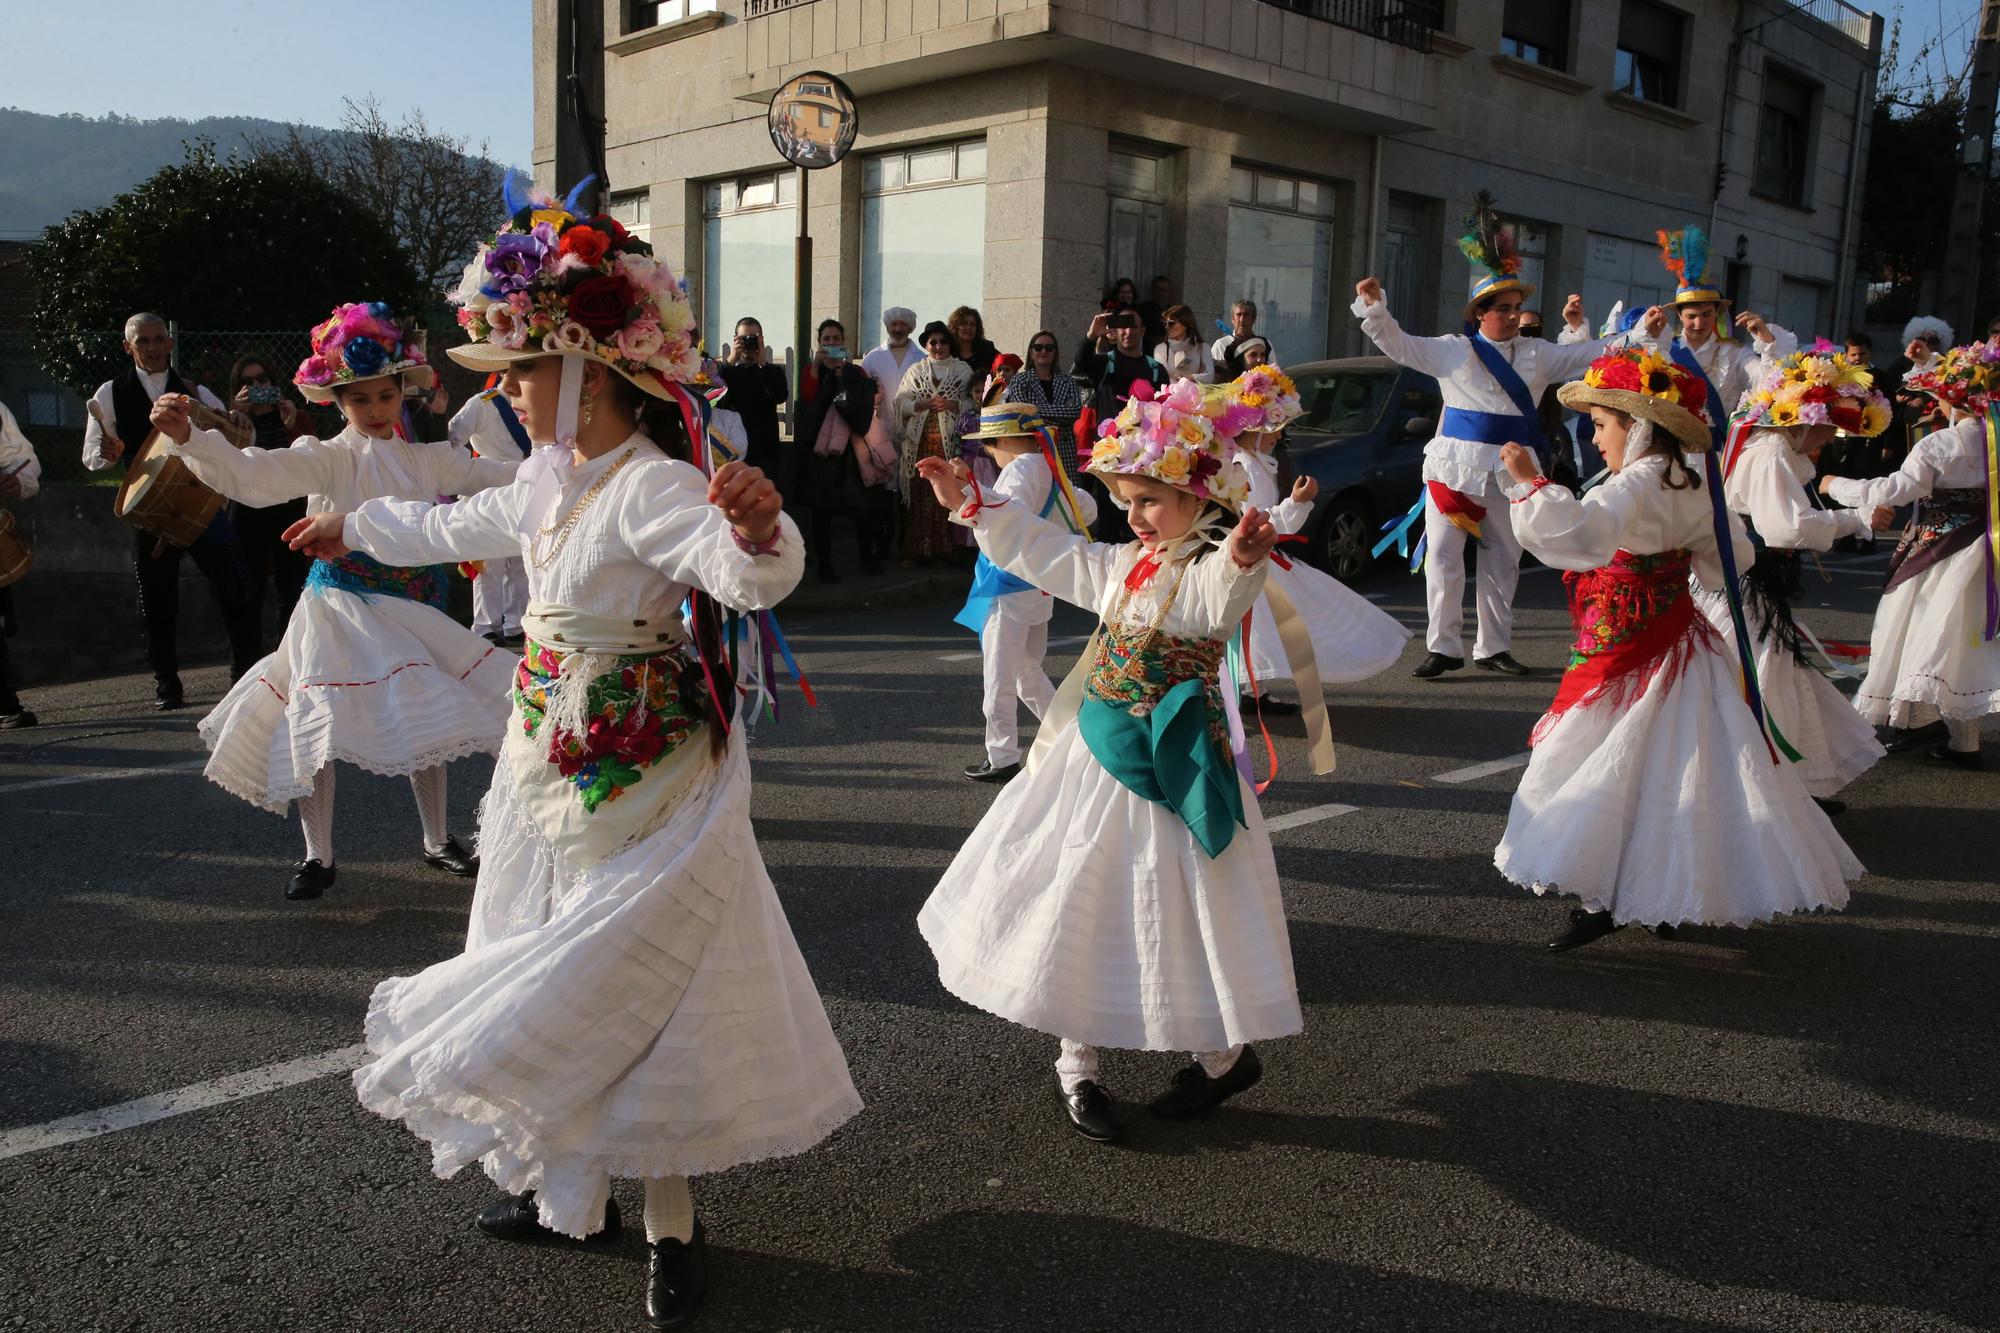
top-left (710, 461), bottom-right (782, 543)
top-left (284, 511), bottom-right (351, 559)
top-left (1290, 476), bottom-right (1318, 504)
top-left (915, 455), bottom-right (971, 510)
top-left (1228, 506), bottom-right (1278, 568)
top-left (1817, 475), bottom-right (1837, 495)
top-left (1500, 442), bottom-right (1542, 485)
top-left (1869, 505), bottom-right (1895, 532)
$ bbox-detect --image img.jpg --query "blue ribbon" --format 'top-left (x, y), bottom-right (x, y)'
top-left (1461, 325), bottom-right (1547, 449)
top-left (1440, 406), bottom-right (1534, 444)
top-left (1373, 492), bottom-right (1429, 572)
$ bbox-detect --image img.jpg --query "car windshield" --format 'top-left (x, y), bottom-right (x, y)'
top-left (1292, 370), bottom-right (1397, 436)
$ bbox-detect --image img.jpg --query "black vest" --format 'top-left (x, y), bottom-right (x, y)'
top-left (107, 366), bottom-right (190, 468)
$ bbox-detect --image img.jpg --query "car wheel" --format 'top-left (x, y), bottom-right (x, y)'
top-left (1314, 496), bottom-right (1375, 585)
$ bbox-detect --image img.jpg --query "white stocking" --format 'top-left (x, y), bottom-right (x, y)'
top-left (1946, 718), bottom-right (1984, 753)
top-left (410, 766), bottom-right (447, 853)
top-left (298, 766), bottom-right (336, 866)
top-left (643, 1175), bottom-right (695, 1242)
top-left (1055, 1038), bottom-right (1100, 1094)
top-left (1196, 1045), bottom-right (1244, 1079)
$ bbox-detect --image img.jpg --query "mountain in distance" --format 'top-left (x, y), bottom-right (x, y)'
top-left (0, 107), bottom-right (333, 239)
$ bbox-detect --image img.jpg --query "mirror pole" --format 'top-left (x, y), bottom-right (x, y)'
top-left (794, 165), bottom-right (811, 410)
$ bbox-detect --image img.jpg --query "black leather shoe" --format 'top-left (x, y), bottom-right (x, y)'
top-left (963, 758), bottom-right (1021, 783)
top-left (1410, 652), bottom-right (1463, 680)
top-left (1474, 651), bottom-right (1530, 676)
top-left (1240, 693), bottom-right (1300, 716)
top-left (1884, 721), bottom-right (1949, 753)
top-left (422, 836), bottom-right (479, 877)
top-left (1812, 796), bottom-right (1847, 818)
top-left (475, 1190), bottom-right (621, 1245)
top-left (0, 710), bottom-right (36, 729)
top-left (646, 1218), bottom-right (708, 1329)
top-left (1150, 1044), bottom-right (1263, 1118)
top-left (286, 860), bottom-right (336, 901)
top-left (1547, 908), bottom-right (1621, 952)
top-left (155, 696), bottom-right (189, 712)
top-left (1060, 1080), bottom-right (1122, 1142)
top-left (1927, 742), bottom-right (1984, 771)
top-left (481, 630), bottom-right (506, 647)
top-left (1646, 922), bottom-right (1678, 941)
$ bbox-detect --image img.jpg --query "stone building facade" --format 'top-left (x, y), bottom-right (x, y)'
top-left (534, 0), bottom-right (1881, 367)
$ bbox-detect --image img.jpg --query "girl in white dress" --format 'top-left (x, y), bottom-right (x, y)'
top-left (914, 378), bottom-right (1290, 1145)
top-left (1223, 367), bottom-right (1410, 712)
top-left (1817, 344), bottom-right (2000, 768)
top-left (287, 194), bottom-right (859, 1329)
top-left (1701, 350), bottom-right (1894, 809)
top-left (1492, 350), bottom-right (1861, 952)
top-left (149, 303), bottom-right (518, 901)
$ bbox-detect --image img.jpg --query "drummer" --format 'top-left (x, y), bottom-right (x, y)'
top-left (0, 399), bottom-right (39, 729)
top-left (82, 311), bottom-right (261, 711)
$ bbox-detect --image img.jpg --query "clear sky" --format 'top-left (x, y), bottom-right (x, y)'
top-left (2, 0), bottom-right (532, 168)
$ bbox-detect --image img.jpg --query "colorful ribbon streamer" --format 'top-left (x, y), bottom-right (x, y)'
top-left (1983, 404), bottom-right (1999, 642)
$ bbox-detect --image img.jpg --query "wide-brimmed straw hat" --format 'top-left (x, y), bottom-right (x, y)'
top-left (963, 402), bottom-right (1047, 441)
top-left (1085, 378), bottom-right (1252, 509)
top-left (1556, 350), bottom-right (1714, 451)
top-left (1736, 347), bottom-right (1891, 436)
top-left (293, 302), bottom-right (434, 404)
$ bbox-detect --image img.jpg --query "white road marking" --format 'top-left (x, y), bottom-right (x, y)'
top-left (1432, 751), bottom-right (1531, 784)
top-left (1265, 802), bottom-right (1360, 832)
top-left (938, 634), bottom-right (1089, 663)
top-left (0, 1043), bottom-right (368, 1162)
top-left (0, 758), bottom-right (206, 795)
top-left (936, 651), bottom-right (980, 662)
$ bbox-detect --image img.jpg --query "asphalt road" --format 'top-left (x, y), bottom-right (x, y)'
top-left (2, 544), bottom-right (1995, 1332)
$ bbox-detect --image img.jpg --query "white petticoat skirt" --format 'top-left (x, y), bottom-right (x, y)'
top-left (1851, 542), bottom-right (2000, 726)
top-left (1693, 579), bottom-right (1885, 798)
top-left (198, 585), bottom-right (517, 811)
top-left (352, 728), bottom-right (861, 1240)
top-left (1495, 624), bottom-right (1862, 928)
top-left (1244, 560), bottom-right (1411, 686)
top-left (917, 722), bottom-right (1303, 1055)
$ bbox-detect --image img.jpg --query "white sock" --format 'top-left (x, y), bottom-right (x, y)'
top-left (410, 766), bottom-right (448, 853)
top-left (298, 766), bottom-right (335, 867)
top-left (1946, 718), bottom-right (1983, 753)
top-left (1196, 1045), bottom-right (1243, 1079)
top-left (643, 1175), bottom-right (694, 1243)
top-left (1055, 1038), bottom-right (1100, 1094)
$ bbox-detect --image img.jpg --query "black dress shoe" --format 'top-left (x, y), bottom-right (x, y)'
top-left (1060, 1080), bottom-right (1122, 1142)
top-left (156, 696), bottom-right (189, 712)
top-left (421, 836), bottom-right (479, 877)
top-left (963, 758), bottom-right (1021, 783)
top-left (1474, 651), bottom-right (1530, 676)
top-left (1646, 922), bottom-right (1678, 941)
top-left (646, 1218), bottom-right (708, 1329)
top-left (1884, 721), bottom-right (1949, 753)
top-left (1149, 1045), bottom-right (1263, 1118)
top-left (1239, 693), bottom-right (1300, 716)
top-left (0, 710), bottom-right (36, 729)
top-left (1812, 796), bottom-right (1847, 818)
top-left (481, 630), bottom-right (506, 647)
top-left (475, 1190), bottom-right (621, 1245)
top-left (1410, 652), bottom-right (1463, 680)
top-left (286, 860), bottom-right (336, 901)
top-left (1547, 908), bottom-right (1621, 952)
top-left (1927, 742), bottom-right (1984, 771)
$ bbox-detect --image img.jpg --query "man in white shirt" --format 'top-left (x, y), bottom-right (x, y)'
top-left (83, 312), bottom-right (260, 709)
top-left (0, 400), bottom-right (39, 726)
top-left (860, 306), bottom-right (923, 448)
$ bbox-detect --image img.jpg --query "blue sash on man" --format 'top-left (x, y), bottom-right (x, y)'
top-left (1459, 326), bottom-right (1547, 453)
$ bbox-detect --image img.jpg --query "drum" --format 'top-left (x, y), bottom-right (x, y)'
top-left (114, 429), bottom-right (225, 548)
top-left (0, 510), bottom-right (29, 588)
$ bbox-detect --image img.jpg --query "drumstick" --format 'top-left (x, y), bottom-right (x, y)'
top-left (85, 399), bottom-right (124, 450)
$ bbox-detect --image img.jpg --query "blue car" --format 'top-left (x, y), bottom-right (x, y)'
top-left (1276, 357), bottom-right (1441, 584)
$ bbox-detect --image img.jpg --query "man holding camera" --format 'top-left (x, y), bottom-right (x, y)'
top-left (717, 316), bottom-right (791, 478)
top-left (1072, 308), bottom-right (1167, 540)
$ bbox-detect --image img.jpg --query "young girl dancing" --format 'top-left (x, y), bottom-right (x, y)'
top-left (1818, 344), bottom-right (2000, 768)
top-left (286, 192), bottom-right (858, 1329)
top-left (915, 380), bottom-right (1291, 1144)
top-left (150, 303), bottom-right (518, 900)
top-left (1493, 350), bottom-right (1860, 952)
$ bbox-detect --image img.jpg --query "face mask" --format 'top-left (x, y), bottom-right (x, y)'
top-left (823, 345), bottom-right (848, 361)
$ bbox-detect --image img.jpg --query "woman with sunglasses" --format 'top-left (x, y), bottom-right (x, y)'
top-left (1002, 332), bottom-right (1084, 477)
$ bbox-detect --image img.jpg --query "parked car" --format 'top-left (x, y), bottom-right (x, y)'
top-left (1275, 357), bottom-right (1440, 584)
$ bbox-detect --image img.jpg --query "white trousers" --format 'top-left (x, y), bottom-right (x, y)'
top-left (472, 556), bottom-right (529, 637)
top-left (1422, 472), bottom-right (1522, 659)
top-left (981, 612), bottom-right (1053, 767)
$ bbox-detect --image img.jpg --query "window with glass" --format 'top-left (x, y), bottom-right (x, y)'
top-left (627, 0), bottom-right (718, 32)
top-left (608, 189), bottom-right (652, 246)
top-left (1501, 0), bottom-right (1570, 71)
top-left (1465, 215), bottom-right (1547, 306)
top-left (1106, 144), bottom-right (1173, 292)
top-left (1755, 64), bottom-right (1816, 208)
top-left (859, 140), bottom-right (987, 345)
top-left (1614, 0), bottom-right (1685, 107)
top-left (1225, 164), bottom-right (1337, 364)
top-left (1381, 193), bottom-right (1435, 336)
top-left (1582, 231), bottom-right (1671, 334)
top-left (700, 171), bottom-right (798, 356)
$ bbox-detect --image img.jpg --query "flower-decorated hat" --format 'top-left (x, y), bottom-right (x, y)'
top-left (1459, 190), bottom-right (1532, 314)
top-left (1736, 346), bottom-right (1891, 437)
top-left (1556, 349), bottom-right (1713, 451)
top-left (1086, 377), bottom-right (1251, 509)
top-left (1225, 365), bottom-right (1304, 435)
top-left (1905, 341), bottom-right (2000, 415)
top-left (294, 302), bottom-right (433, 403)
top-left (448, 175), bottom-right (701, 402)
top-left (1656, 226), bottom-right (1728, 307)
top-left (963, 401), bottom-right (1047, 441)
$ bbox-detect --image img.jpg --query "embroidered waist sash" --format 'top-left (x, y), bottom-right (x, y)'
top-left (1533, 549), bottom-right (1699, 745)
top-left (306, 551), bottom-right (449, 611)
top-left (506, 602), bottom-right (712, 868)
top-left (1077, 624), bottom-right (1244, 859)
top-left (1884, 487), bottom-right (1987, 594)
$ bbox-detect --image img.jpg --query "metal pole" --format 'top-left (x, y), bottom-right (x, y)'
top-left (794, 165), bottom-right (812, 422)
top-left (1830, 12), bottom-right (1883, 335)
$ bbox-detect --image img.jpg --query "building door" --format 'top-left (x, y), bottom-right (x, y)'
top-left (1105, 146), bottom-right (1172, 291)
top-left (1382, 193), bottom-right (1430, 334)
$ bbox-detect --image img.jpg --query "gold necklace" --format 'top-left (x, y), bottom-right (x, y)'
top-left (530, 446), bottom-right (638, 569)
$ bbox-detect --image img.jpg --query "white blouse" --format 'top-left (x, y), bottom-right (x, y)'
top-left (172, 422), bottom-right (518, 516)
top-left (1233, 448), bottom-right (1313, 535)
top-left (1508, 454), bottom-right (1753, 593)
top-left (344, 435), bottom-right (803, 623)
top-left (1725, 429), bottom-right (1867, 551)
top-left (1823, 416), bottom-right (1988, 511)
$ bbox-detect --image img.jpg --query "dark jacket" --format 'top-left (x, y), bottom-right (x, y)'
top-left (1072, 344), bottom-right (1168, 423)
top-left (716, 359), bottom-right (791, 474)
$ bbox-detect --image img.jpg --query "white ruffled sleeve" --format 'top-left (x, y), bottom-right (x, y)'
top-left (169, 428), bottom-right (346, 507)
top-left (1508, 470), bottom-right (1649, 571)
top-left (1170, 543), bottom-right (1269, 638)
top-left (620, 459), bottom-right (804, 611)
top-left (1352, 296), bottom-right (1468, 381)
top-left (345, 484), bottom-right (526, 566)
top-left (956, 486), bottom-right (1120, 611)
top-left (1823, 428), bottom-right (1956, 511)
top-left (1736, 448), bottom-right (1862, 550)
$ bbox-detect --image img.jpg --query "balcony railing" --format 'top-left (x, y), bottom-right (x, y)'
top-left (1784, 0), bottom-right (1875, 48)
top-left (1255, 0), bottom-right (1441, 54)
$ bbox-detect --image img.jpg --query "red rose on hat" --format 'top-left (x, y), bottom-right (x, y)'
top-left (558, 224), bottom-right (611, 267)
top-left (566, 274), bottom-right (639, 339)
